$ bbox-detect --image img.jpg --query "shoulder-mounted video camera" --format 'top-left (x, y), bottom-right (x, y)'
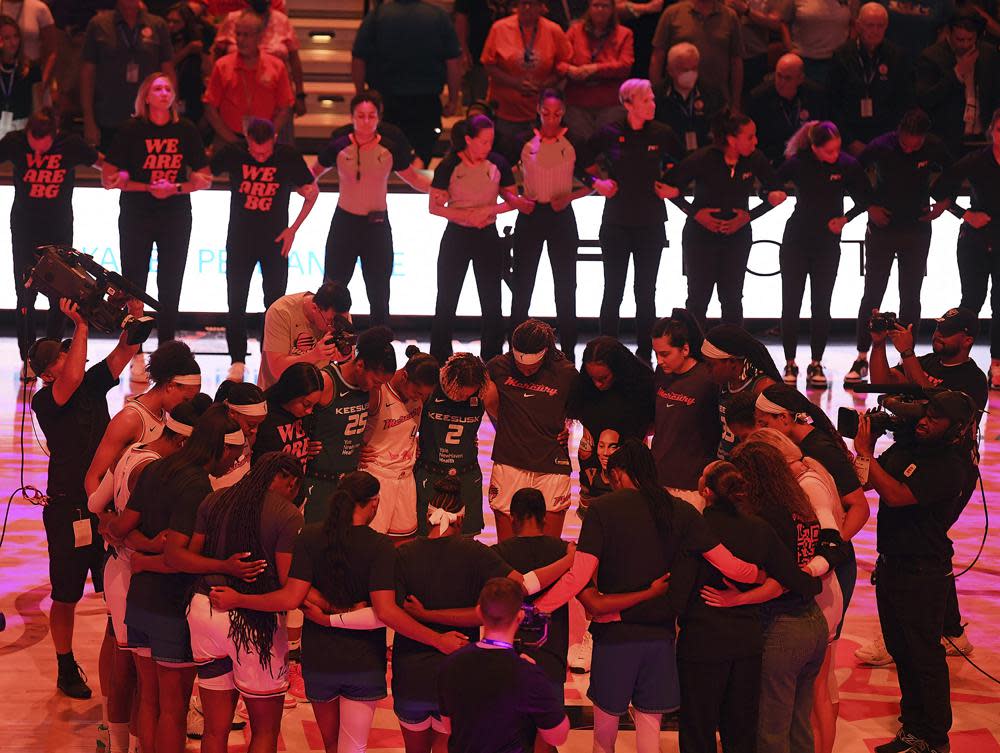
top-left (516, 603), bottom-right (550, 649)
top-left (838, 384), bottom-right (979, 447)
top-left (25, 245), bottom-right (158, 345)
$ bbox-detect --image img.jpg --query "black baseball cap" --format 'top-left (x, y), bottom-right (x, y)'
top-left (935, 307), bottom-right (978, 337)
top-left (26, 338), bottom-right (71, 375)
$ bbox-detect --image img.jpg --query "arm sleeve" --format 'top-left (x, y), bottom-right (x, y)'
top-left (703, 544), bottom-right (760, 584)
top-left (432, 152), bottom-right (459, 190)
top-left (333, 607), bottom-right (385, 629)
top-left (533, 551), bottom-right (599, 613)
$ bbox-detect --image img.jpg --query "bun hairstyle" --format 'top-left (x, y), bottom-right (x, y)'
top-left (784, 120), bottom-right (840, 160)
top-left (712, 110), bottom-right (753, 148)
top-left (450, 114), bottom-right (494, 152)
top-left (164, 394), bottom-right (213, 437)
top-left (651, 308), bottom-right (705, 359)
top-left (355, 326), bottom-right (397, 374)
top-left (403, 346), bottom-right (440, 387)
top-left (702, 461), bottom-right (749, 514)
top-left (440, 353), bottom-right (487, 401)
top-left (216, 380), bottom-right (266, 407)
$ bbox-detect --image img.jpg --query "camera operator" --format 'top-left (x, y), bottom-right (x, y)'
top-left (257, 280), bottom-right (353, 390)
top-left (438, 578), bottom-right (570, 753)
top-left (868, 306), bottom-right (988, 412)
top-left (852, 391), bottom-right (979, 753)
top-left (27, 296), bottom-right (145, 699)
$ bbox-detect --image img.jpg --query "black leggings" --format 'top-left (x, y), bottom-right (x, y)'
top-left (678, 653), bottom-right (761, 753)
top-left (11, 215), bottom-right (68, 360)
top-left (780, 224), bottom-right (841, 362)
top-left (325, 206), bottom-right (393, 327)
top-left (119, 206), bottom-right (193, 343)
top-left (683, 221), bottom-right (752, 326)
top-left (225, 228), bottom-right (289, 363)
top-left (956, 227), bottom-right (1000, 358)
top-left (430, 222), bottom-right (504, 364)
top-left (511, 204), bottom-right (579, 355)
top-left (599, 221), bottom-right (665, 359)
top-left (855, 223), bottom-right (930, 352)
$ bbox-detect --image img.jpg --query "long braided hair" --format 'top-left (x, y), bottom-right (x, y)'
top-left (323, 471), bottom-right (380, 609)
top-left (606, 439), bottom-right (675, 545)
top-left (201, 451), bottom-right (305, 670)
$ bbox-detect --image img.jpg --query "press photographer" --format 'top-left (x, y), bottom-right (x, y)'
top-left (852, 391), bottom-right (979, 753)
top-left (27, 296), bottom-right (146, 700)
top-left (867, 306), bottom-right (987, 412)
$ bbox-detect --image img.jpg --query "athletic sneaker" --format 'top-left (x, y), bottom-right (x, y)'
top-left (20, 362), bottom-right (35, 381)
top-left (875, 729), bottom-right (925, 753)
top-left (186, 707), bottom-right (204, 740)
top-left (844, 358), bottom-right (868, 385)
top-left (942, 631), bottom-right (974, 656)
top-left (854, 634), bottom-right (893, 666)
top-left (568, 631), bottom-right (593, 674)
top-left (806, 363), bottom-right (827, 389)
top-left (990, 361), bottom-right (1000, 390)
top-left (226, 362), bottom-right (245, 383)
top-left (783, 363), bottom-right (799, 384)
top-left (129, 354), bottom-right (148, 383)
top-left (287, 660), bottom-right (307, 700)
top-left (57, 660), bottom-right (93, 699)
top-left (96, 723), bottom-right (110, 752)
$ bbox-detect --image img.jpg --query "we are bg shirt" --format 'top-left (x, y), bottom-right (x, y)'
top-left (108, 116), bottom-right (208, 212)
top-left (211, 142), bottom-right (313, 238)
top-left (0, 130), bottom-right (98, 228)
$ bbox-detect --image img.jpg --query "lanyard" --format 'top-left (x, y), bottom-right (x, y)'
top-left (857, 42), bottom-right (878, 89)
top-left (674, 86), bottom-right (700, 122)
top-left (780, 96), bottom-right (801, 129)
top-left (0, 66), bottom-right (15, 104)
top-left (588, 29), bottom-right (610, 62)
top-left (350, 131), bottom-right (380, 182)
top-left (479, 638), bottom-right (514, 649)
top-left (118, 19), bottom-right (143, 54)
top-left (520, 22), bottom-right (538, 67)
top-left (237, 60), bottom-right (262, 120)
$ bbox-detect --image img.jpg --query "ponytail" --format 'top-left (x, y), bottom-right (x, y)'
top-left (323, 471), bottom-right (380, 609)
top-left (784, 120), bottom-right (840, 160)
top-left (702, 461), bottom-right (748, 515)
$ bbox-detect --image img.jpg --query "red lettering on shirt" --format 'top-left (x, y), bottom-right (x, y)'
top-left (657, 387), bottom-right (695, 406)
top-left (238, 164), bottom-right (279, 211)
top-left (503, 375), bottom-right (558, 396)
top-left (143, 138), bottom-right (184, 182)
top-left (23, 153), bottom-right (69, 199)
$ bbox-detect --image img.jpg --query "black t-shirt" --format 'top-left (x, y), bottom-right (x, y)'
top-left (0, 63), bottom-right (42, 119)
top-left (675, 505), bottom-right (821, 662)
top-left (210, 142), bottom-right (313, 239)
top-left (756, 506), bottom-right (820, 614)
top-left (107, 116), bottom-right (208, 213)
top-left (857, 131), bottom-right (950, 227)
top-left (652, 362), bottom-right (720, 490)
top-left (288, 523), bottom-right (396, 674)
top-left (578, 490), bottom-right (719, 642)
top-left (876, 439), bottom-right (976, 560)
top-left (0, 130), bottom-right (99, 229)
top-left (252, 402), bottom-right (313, 471)
top-left (393, 536), bottom-right (512, 701)
top-left (891, 354), bottom-right (988, 413)
top-left (798, 429), bottom-right (861, 498)
top-left (778, 151), bottom-right (872, 230)
top-left (32, 360), bottom-right (118, 504)
top-left (487, 354), bottom-right (577, 475)
top-left (493, 536), bottom-right (569, 684)
top-left (126, 459), bottom-right (212, 617)
top-left (439, 645), bottom-right (566, 753)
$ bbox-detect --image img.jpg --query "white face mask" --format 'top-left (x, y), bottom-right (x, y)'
top-left (675, 70), bottom-right (698, 90)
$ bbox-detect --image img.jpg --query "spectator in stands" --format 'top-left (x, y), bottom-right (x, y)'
top-left (213, 0), bottom-right (305, 140)
top-left (454, 0), bottom-right (511, 103)
top-left (0, 15), bottom-right (44, 140)
top-left (649, 0), bottom-right (744, 108)
top-left (728, 0), bottom-right (786, 95)
top-left (655, 42), bottom-right (725, 154)
top-left (560, 0), bottom-right (634, 142)
top-left (80, 0), bottom-right (175, 150)
top-left (351, 0), bottom-right (464, 168)
top-left (481, 0), bottom-right (572, 163)
top-left (748, 52), bottom-right (827, 163)
top-left (207, 0), bottom-right (286, 13)
top-left (204, 10), bottom-right (294, 147)
top-left (165, 3), bottom-right (208, 127)
top-left (777, 0), bottom-right (855, 87)
top-left (2, 0), bottom-right (56, 73)
top-left (828, 2), bottom-right (912, 156)
top-left (916, 11), bottom-right (999, 155)
top-left (618, 0), bottom-right (665, 82)
top-left (879, 0), bottom-right (953, 64)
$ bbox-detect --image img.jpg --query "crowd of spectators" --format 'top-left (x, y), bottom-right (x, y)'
top-left (5, 0), bottom-right (1000, 165)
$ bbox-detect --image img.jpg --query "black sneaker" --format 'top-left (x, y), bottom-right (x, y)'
top-left (875, 730), bottom-right (919, 753)
top-left (57, 661), bottom-right (92, 699)
top-left (844, 358), bottom-right (868, 386)
top-left (806, 363), bottom-right (828, 389)
top-left (783, 363), bottom-right (799, 384)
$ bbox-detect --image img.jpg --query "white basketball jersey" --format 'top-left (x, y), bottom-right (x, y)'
top-left (112, 444), bottom-right (161, 558)
top-left (362, 382), bottom-right (421, 474)
top-left (122, 397), bottom-right (165, 445)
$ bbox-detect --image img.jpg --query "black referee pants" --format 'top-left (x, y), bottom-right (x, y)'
top-left (119, 206), bottom-right (192, 343)
top-left (855, 223), bottom-right (930, 352)
top-left (430, 223), bottom-right (504, 363)
top-left (511, 204), bottom-right (579, 356)
top-left (599, 221), bottom-right (665, 359)
top-left (956, 226), bottom-right (1000, 358)
top-left (780, 226), bottom-right (841, 362)
top-left (225, 227), bottom-right (289, 363)
top-left (325, 206), bottom-right (393, 327)
top-left (11, 215), bottom-right (69, 361)
top-left (678, 654), bottom-right (761, 753)
top-left (683, 221), bottom-right (752, 326)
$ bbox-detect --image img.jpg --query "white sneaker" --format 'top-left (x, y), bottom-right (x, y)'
top-left (130, 354), bottom-right (148, 383)
top-left (990, 361), bottom-right (1000, 391)
top-left (854, 634), bottom-right (893, 666)
top-left (226, 362), bottom-right (246, 383)
top-left (943, 631), bottom-right (974, 656)
top-left (568, 630), bottom-right (593, 674)
top-left (185, 706), bottom-right (204, 740)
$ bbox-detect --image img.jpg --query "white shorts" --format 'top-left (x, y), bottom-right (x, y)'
top-left (488, 463), bottom-right (572, 516)
top-left (365, 467), bottom-right (417, 537)
top-left (188, 593), bottom-right (289, 698)
top-left (103, 551), bottom-right (132, 648)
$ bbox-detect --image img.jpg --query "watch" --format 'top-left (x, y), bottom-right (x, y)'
top-left (899, 349), bottom-right (915, 359)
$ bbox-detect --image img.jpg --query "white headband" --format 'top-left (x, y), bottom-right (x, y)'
top-left (225, 399), bottom-right (268, 417)
top-left (755, 393), bottom-right (790, 416)
top-left (513, 348), bottom-right (546, 366)
top-left (701, 340), bottom-right (735, 360)
top-left (164, 415), bottom-right (194, 436)
top-left (225, 430), bottom-right (246, 446)
top-left (427, 505), bottom-right (462, 535)
top-left (172, 374), bottom-right (202, 386)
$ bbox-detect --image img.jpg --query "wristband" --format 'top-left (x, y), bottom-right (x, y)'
top-left (522, 570), bottom-right (542, 595)
top-left (899, 349), bottom-right (915, 359)
top-left (329, 613), bottom-right (344, 627)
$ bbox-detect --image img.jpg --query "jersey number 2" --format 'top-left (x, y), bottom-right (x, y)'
top-left (445, 424), bottom-right (464, 445)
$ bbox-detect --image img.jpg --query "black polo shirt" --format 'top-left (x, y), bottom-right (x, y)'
top-left (827, 39), bottom-right (913, 146)
top-left (747, 79), bottom-right (828, 164)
